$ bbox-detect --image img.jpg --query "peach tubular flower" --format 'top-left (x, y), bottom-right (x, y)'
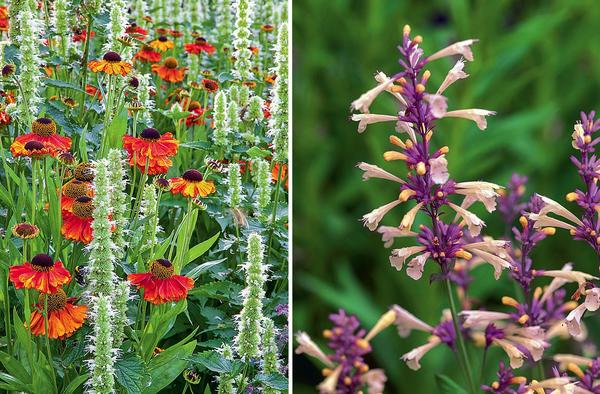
top-left (428, 39), bottom-right (479, 62)
top-left (443, 109), bottom-right (496, 130)
top-left (170, 169), bottom-right (216, 198)
top-left (436, 59), bottom-right (469, 95)
top-left (564, 288), bottom-right (600, 336)
top-left (295, 331), bottom-right (334, 367)
top-left (401, 337), bottom-right (441, 371)
top-left (357, 162), bottom-right (404, 183)
top-left (390, 305), bottom-right (433, 337)
top-left (361, 199), bottom-right (401, 231)
top-left (429, 155), bottom-right (449, 184)
top-left (454, 181), bottom-right (503, 213)
top-left (29, 289), bottom-right (87, 339)
top-left (10, 117), bottom-right (72, 157)
top-left (9, 253), bottom-right (71, 294)
top-left (377, 226), bottom-right (416, 248)
top-left (151, 57), bottom-right (187, 83)
top-left (88, 51), bottom-right (133, 76)
top-left (122, 128), bottom-right (179, 175)
top-left (351, 113), bottom-right (398, 133)
top-left (360, 369), bottom-right (387, 394)
top-left (318, 365), bottom-right (343, 394)
top-left (460, 310), bottom-right (512, 328)
top-left (389, 246), bottom-right (426, 271)
top-left (128, 259), bottom-right (194, 304)
top-left (492, 338), bottom-right (526, 369)
top-left (448, 202), bottom-right (485, 237)
top-left (351, 76), bottom-right (397, 114)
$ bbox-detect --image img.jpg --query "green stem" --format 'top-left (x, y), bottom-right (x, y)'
top-left (265, 164), bottom-right (283, 264)
top-left (445, 278), bottom-right (476, 394)
top-left (2, 272), bottom-right (11, 355)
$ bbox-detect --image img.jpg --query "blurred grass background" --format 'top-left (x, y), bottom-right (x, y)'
top-left (292, 0), bottom-right (600, 392)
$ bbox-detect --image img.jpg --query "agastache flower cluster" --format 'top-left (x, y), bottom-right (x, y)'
top-left (295, 309), bottom-right (392, 394)
top-left (353, 25), bottom-right (502, 283)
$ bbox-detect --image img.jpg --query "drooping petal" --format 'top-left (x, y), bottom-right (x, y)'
top-left (443, 109), bottom-right (496, 130)
top-left (401, 338), bottom-right (440, 370)
top-left (295, 332), bottom-right (334, 368)
top-left (391, 305), bottom-right (433, 337)
top-left (357, 162), bottom-right (404, 183)
top-left (389, 246), bottom-right (426, 271)
top-left (406, 252), bottom-right (431, 280)
top-left (436, 59), bottom-right (469, 94)
top-left (428, 39), bottom-right (479, 62)
top-left (351, 113), bottom-right (398, 133)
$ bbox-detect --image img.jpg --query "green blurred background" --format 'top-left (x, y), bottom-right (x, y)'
top-left (292, 0), bottom-right (600, 392)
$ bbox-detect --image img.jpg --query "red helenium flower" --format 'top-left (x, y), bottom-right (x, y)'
top-left (128, 259), bottom-right (194, 304)
top-left (9, 253), bottom-right (71, 294)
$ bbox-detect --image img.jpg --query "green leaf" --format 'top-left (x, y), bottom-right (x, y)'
top-left (60, 373), bottom-right (88, 394)
top-left (189, 350), bottom-right (242, 375)
top-left (44, 78), bottom-right (86, 94)
top-left (435, 374), bottom-right (468, 394)
top-left (115, 354), bottom-right (150, 394)
top-left (0, 351), bottom-right (31, 386)
top-left (186, 232), bottom-right (220, 264)
top-left (184, 258), bottom-right (226, 279)
top-left (246, 146), bottom-right (271, 158)
top-left (144, 340), bottom-right (196, 394)
top-left (106, 108), bottom-right (128, 152)
top-left (255, 372), bottom-right (289, 391)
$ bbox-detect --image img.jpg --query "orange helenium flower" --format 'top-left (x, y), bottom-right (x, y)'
top-left (149, 36), bottom-right (174, 52)
top-left (202, 78), bottom-right (219, 93)
top-left (151, 57), bottom-right (187, 83)
top-left (88, 51), bottom-right (133, 76)
top-left (61, 197), bottom-right (94, 244)
top-left (61, 179), bottom-right (94, 213)
top-left (10, 117), bottom-right (72, 158)
top-left (9, 253), bottom-right (71, 294)
top-left (170, 169), bottom-right (216, 198)
top-left (122, 128), bottom-right (179, 175)
top-left (29, 289), bottom-right (87, 339)
top-left (184, 37), bottom-right (216, 55)
top-left (134, 45), bottom-right (162, 63)
top-left (128, 259), bottom-right (194, 304)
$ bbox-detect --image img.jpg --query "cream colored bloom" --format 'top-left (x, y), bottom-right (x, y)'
top-left (406, 252), bottom-right (431, 280)
top-left (493, 338), bottom-right (525, 368)
top-left (400, 202), bottom-right (424, 231)
top-left (437, 59), bottom-right (469, 94)
top-left (448, 202), bottom-right (485, 236)
top-left (429, 155), bottom-right (449, 184)
top-left (506, 335), bottom-right (546, 362)
top-left (374, 72), bottom-right (407, 106)
top-left (460, 310), bottom-right (511, 328)
top-left (377, 226), bottom-right (416, 248)
top-left (389, 246), bottom-right (426, 271)
top-left (572, 123), bottom-right (585, 150)
top-left (295, 332), bottom-right (334, 367)
top-left (357, 162), bottom-right (404, 183)
top-left (538, 195), bottom-right (583, 226)
top-left (365, 309), bottom-right (398, 341)
top-left (424, 94), bottom-right (448, 118)
top-left (318, 365), bottom-right (342, 393)
top-left (455, 181), bottom-right (502, 212)
top-left (565, 303), bottom-right (587, 337)
top-left (464, 247), bottom-right (511, 279)
top-left (401, 337), bottom-right (441, 370)
top-left (553, 354), bottom-right (593, 370)
top-left (429, 39), bottom-right (479, 62)
top-left (352, 113), bottom-right (398, 133)
top-left (391, 305), bottom-right (433, 337)
top-left (361, 369), bottom-right (387, 394)
top-left (541, 270), bottom-right (598, 286)
top-left (362, 199), bottom-right (402, 231)
top-left (443, 109), bottom-right (496, 130)
top-left (351, 77), bottom-right (396, 113)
